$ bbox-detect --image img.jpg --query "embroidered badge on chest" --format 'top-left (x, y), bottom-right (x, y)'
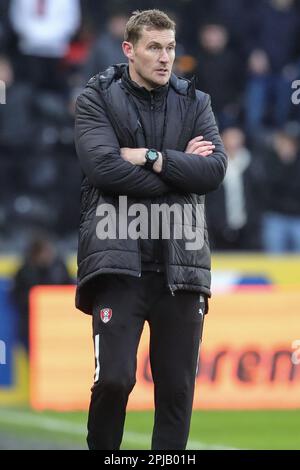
top-left (100, 308), bottom-right (112, 323)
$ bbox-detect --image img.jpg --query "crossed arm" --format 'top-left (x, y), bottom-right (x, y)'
top-left (120, 135), bottom-right (215, 174)
top-left (75, 89), bottom-right (226, 197)
top-left (75, 90), bottom-right (170, 198)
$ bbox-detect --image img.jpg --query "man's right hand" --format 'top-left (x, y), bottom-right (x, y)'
top-left (185, 136), bottom-right (215, 157)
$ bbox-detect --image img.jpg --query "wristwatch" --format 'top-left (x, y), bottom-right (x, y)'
top-left (145, 149), bottom-right (159, 170)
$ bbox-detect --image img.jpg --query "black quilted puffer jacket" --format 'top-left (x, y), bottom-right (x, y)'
top-left (74, 64), bottom-right (227, 314)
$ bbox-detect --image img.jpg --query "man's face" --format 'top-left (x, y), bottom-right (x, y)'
top-left (123, 28), bottom-right (176, 89)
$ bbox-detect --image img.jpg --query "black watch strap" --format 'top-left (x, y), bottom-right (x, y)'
top-left (145, 149), bottom-right (159, 170)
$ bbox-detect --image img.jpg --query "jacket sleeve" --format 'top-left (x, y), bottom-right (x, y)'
top-left (75, 88), bottom-right (172, 197)
top-left (160, 93), bottom-right (228, 195)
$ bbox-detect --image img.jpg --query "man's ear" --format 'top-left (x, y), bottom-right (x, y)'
top-left (122, 41), bottom-right (134, 61)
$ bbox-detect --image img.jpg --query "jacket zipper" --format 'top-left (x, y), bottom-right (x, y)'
top-left (162, 226), bottom-right (175, 296)
top-left (150, 92), bottom-right (159, 268)
top-left (150, 92), bottom-right (174, 294)
top-left (137, 237), bottom-right (142, 277)
top-left (167, 251), bottom-right (175, 296)
top-left (150, 92), bottom-right (155, 142)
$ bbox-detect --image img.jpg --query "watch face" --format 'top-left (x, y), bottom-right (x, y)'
top-left (148, 150), bottom-right (158, 161)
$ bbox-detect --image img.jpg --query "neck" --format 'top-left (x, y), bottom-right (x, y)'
top-left (128, 65), bottom-right (155, 91)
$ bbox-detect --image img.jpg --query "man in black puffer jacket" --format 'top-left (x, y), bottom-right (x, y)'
top-left (75, 9), bottom-right (227, 450)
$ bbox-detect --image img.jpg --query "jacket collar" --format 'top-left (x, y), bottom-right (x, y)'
top-left (88, 63), bottom-right (195, 100)
top-left (121, 65), bottom-right (169, 102)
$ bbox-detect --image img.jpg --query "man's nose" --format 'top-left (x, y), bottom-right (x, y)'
top-left (159, 49), bottom-right (170, 62)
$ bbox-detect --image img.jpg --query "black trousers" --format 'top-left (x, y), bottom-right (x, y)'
top-left (87, 272), bottom-right (206, 450)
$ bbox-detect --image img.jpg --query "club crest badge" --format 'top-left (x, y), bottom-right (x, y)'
top-left (100, 308), bottom-right (112, 323)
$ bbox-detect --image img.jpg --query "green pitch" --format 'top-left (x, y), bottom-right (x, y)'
top-left (0, 408), bottom-right (299, 450)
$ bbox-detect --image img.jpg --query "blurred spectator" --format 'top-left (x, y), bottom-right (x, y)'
top-left (80, 0), bottom-right (105, 35)
top-left (244, 0), bottom-right (300, 134)
top-left (9, 0), bottom-right (81, 91)
top-left (0, 55), bottom-right (36, 213)
top-left (206, 127), bottom-right (262, 250)
top-left (179, 0), bottom-right (262, 55)
top-left (258, 126), bottom-right (300, 252)
top-left (11, 86), bottom-right (81, 237)
top-left (195, 23), bottom-right (243, 129)
top-left (0, 53), bottom-right (80, 236)
top-left (0, 56), bottom-right (36, 149)
top-left (0, 0), bottom-right (11, 54)
top-left (11, 235), bottom-right (73, 350)
top-left (83, 12), bottom-right (128, 82)
top-left (211, 0), bottom-right (261, 52)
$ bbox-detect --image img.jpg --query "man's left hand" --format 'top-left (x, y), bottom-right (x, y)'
top-left (120, 148), bottom-right (147, 166)
top-left (120, 147), bottom-right (163, 173)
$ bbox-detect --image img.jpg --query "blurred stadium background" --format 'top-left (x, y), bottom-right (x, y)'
top-left (0, 0), bottom-right (300, 450)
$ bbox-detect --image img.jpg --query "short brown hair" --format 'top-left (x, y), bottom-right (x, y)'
top-left (124, 9), bottom-right (176, 45)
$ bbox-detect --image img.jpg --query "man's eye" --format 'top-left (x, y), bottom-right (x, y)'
top-left (150, 46), bottom-right (158, 51)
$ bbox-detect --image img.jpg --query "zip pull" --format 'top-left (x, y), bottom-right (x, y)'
top-left (169, 284), bottom-right (175, 296)
top-left (150, 93), bottom-right (154, 110)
